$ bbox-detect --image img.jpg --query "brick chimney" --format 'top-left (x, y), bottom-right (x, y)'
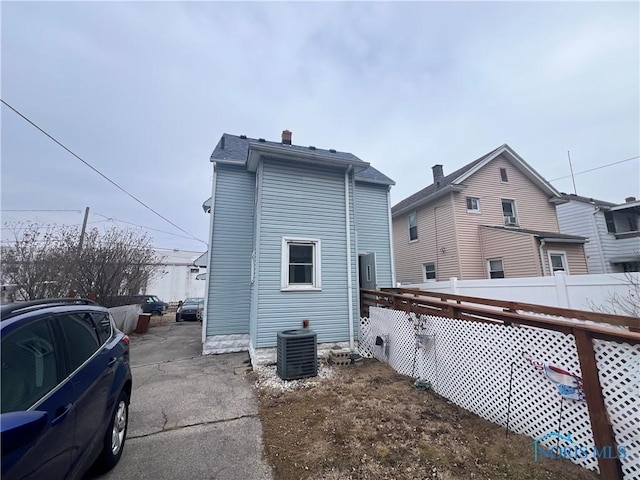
top-left (282, 130), bottom-right (292, 145)
top-left (625, 196), bottom-right (637, 203)
top-left (432, 164), bottom-right (444, 184)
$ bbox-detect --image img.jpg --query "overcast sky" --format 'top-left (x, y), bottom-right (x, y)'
top-left (2, 1), bottom-right (638, 253)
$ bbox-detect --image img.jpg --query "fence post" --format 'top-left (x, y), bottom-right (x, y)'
top-left (554, 271), bottom-right (570, 308)
top-left (450, 277), bottom-right (459, 295)
top-left (573, 328), bottom-right (623, 480)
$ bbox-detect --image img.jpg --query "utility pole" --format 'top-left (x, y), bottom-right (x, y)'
top-left (78, 206), bottom-right (90, 254)
top-left (567, 151), bottom-right (577, 195)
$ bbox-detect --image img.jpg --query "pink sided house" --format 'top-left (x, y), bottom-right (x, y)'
top-left (392, 144), bottom-right (589, 283)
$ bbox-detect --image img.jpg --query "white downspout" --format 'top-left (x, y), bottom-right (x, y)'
top-left (387, 188), bottom-right (396, 287)
top-left (345, 166), bottom-right (354, 352)
top-left (202, 162), bottom-right (217, 344)
top-left (539, 238), bottom-right (547, 276)
top-left (592, 206), bottom-right (607, 274)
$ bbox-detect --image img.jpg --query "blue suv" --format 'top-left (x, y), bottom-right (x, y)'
top-left (1, 298), bottom-right (132, 480)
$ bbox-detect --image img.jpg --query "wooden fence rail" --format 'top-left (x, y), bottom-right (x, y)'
top-left (360, 287), bottom-right (640, 480)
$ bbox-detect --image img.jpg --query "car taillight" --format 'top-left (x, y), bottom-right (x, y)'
top-left (122, 335), bottom-right (130, 345)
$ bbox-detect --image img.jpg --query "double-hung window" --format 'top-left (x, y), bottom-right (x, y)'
top-left (488, 259), bottom-right (505, 279)
top-left (466, 197), bottom-right (481, 213)
top-left (408, 213), bottom-right (418, 242)
top-left (502, 199), bottom-right (518, 226)
top-left (548, 252), bottom-right (569, 274)
top-left (423, 263), bottom-right (436, 281)
top-left (281, 237), bottom-right (321, 290)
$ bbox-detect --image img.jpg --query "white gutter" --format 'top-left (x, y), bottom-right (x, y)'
top-left (202, 162), bottom-right (217, 344)
top-left (539, 238), bottom-right (547, 276)
top-left (387, 188), bottom-right (396, 287)
top-left (345, 166), bottom-right (355, 352)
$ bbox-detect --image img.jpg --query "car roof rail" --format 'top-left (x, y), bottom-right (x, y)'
top-left (1, 298), bottom-right (99, 321)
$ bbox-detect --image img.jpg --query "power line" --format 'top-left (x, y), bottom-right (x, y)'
top-left (1, 209), bottom-right (82, 213)
top-left (550, 155), bottom-right (639, 182)
top-left (94, 213), bottom-right (206, 242)
top-left (1, 220), bottom-right (107, 231)
top-left (1, 99), bottom-right (207, 246)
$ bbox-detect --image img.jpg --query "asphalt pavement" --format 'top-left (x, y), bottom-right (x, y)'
top-left (91, 322), bottom-right (273, 480)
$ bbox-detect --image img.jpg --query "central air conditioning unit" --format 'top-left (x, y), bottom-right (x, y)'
top-left (504, 216), bottom-right (518, 226)
top-left (276, 329), bottom-right (318, 380)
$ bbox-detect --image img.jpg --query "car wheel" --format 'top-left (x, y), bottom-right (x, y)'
top-left (151, 310), bottom-right (160, 317)
top-left (96, 390), bottom-right (129, 472)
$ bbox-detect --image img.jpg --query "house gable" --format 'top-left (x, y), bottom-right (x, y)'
top-left (392, 144), bottom-right (573, 281)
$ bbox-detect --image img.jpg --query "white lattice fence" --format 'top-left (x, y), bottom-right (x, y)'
top-left (359, 308), bottom-right (640, 479)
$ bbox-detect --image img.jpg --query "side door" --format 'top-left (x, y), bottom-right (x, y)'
top-left (54, 311), bottom-right (112, 477)
top-left (1, 315), bottom-right (76, 480)
top-left (359, 253), bottom-right (377, 290)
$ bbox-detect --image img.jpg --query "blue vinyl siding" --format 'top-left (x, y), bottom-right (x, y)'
top-left (355, 182), bottom-right (393, 287)
top-left (207, 164), bottom-right (254, 336)
top-left (256, 160), bottom-right (353, 348)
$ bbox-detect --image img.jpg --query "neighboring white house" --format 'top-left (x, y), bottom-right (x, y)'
top-left (557, 194), bottom-right (640, 274)
top-left (146, 249), bottom-right (207, 302)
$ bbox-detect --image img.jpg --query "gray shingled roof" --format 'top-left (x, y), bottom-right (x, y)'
top-left (481, 225), bottom-right (587, 242)
top-left (210, 133), bottom-right (394, 185)
top-left (392, 145), bottom-right (504, 214)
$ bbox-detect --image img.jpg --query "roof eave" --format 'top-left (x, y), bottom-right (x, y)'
top-left (609, 201), bottom-right (640, 212)
top-left (246, 143), bottom-right (369, 173)
top-left (392, 185), bottom-right (462, 217)
top-left (539, 237), bottom-right (588, 244)
top-left (355, 177), bottom-right (396, 186)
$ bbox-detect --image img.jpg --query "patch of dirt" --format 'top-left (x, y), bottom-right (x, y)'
top-left (254, 359), bottom-right (598, 480)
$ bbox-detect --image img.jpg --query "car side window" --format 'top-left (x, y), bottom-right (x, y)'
top-left (1, 317), bottom-right (61, 413)
top-left (57, 313), bottom-right (101, 372)
top-left (92, 313), bottom-right (113, 345)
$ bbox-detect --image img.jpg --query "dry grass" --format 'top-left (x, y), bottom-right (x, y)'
top-left (255, 359), bottom-right (598, 480)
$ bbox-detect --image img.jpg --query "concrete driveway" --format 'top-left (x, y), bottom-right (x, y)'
top-left (92, 322), bottom-right (273, 480)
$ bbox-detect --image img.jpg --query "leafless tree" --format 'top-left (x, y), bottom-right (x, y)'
top-left (588, 270), bottom-right (640, 318)
top-left (0, 222), bottom-right (67, 300)
top-left (1, 222), bottom-right (160, 304)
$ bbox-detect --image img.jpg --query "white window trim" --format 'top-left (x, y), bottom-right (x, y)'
top-left (408, 212), bottom-right (418, 243)
top-left (422, 262), bottom-right (436, 282)
top-left (281, 237), bottom-right (321, 291)
top-left (548, 251), bottom-right (569, 275)
top-left (487, 258), bottom-right (505, 279)
top-left (466, 197), bottom-right (481, 214)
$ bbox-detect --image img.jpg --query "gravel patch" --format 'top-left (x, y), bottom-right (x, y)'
top-left (253, 361), bottom-right (335, 392)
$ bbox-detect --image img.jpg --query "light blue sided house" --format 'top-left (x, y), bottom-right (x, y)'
top-left (200, 130), bottom-right (395, 365)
